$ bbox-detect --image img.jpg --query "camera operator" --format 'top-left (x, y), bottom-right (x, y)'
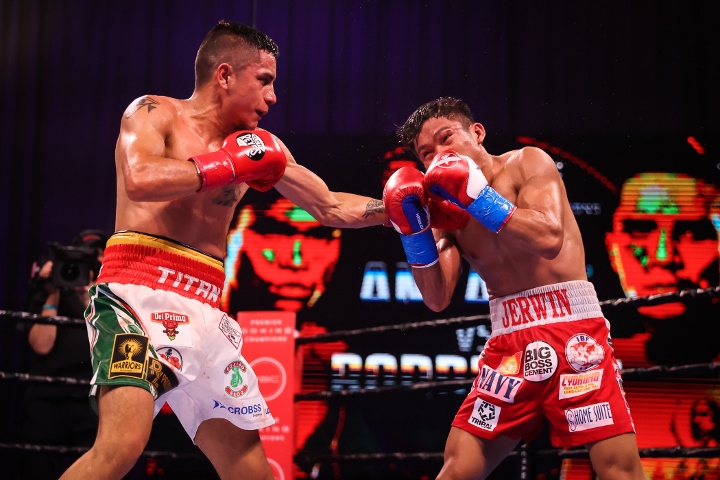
top-left (17, 229), bottom-right (108, 478)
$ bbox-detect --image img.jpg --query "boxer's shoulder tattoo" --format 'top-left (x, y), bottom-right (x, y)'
top-left (363, 199), bottom-right (385, 219)
top-left (124, 96), bottom-right (160, 119)
top-left (212, 186), bottom-right (240, 207)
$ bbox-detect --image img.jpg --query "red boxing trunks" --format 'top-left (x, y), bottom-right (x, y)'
top-left (86, 231), bottom-right (274, 440)
top-left (451, 280), bottom-right (635, 448)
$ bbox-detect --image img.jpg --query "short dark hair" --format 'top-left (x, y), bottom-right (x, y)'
top-left (397, 97), bottom-right (475, 154)
top-left (195, 20), bottom-right (280, 87)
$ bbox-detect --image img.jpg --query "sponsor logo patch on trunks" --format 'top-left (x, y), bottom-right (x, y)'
top-left (559, 370), bottom-right (603, 399)
top-left (146, 356), bottom-right (179, 397)
top-left (565, 333), bottom-right (604, 373)
top-left (496, 352), bottom-right (522, 375)
top-left (477, 365), bottom-right (523, 403)
top-left (224, 360), bottom-right (249, 398)
top-left (157, 346), bottom-right (183, 370)
top-left (109, 333), bottom-right (148, 379)
top-left (523, 340), bottom-right (558, 382)
top-left (151, 311), bottom-right (190, 341)
top-left (219, 314), bottom-right (242, 348)
top-left (469, 398), bottom-right (501, 431)
top-left (212, 399), bottom-right (266, 418)
top-left (565, 402), bottom-right (614, 432)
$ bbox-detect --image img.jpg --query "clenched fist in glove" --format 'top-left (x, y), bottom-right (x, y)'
top-left (425, 150), bottom-right (516, 233)
top-left (383, 166), bottom-right (439, 268)
top-left (190, 128), bottom-right (286, 192)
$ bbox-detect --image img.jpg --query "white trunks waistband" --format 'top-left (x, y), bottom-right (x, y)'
top-left (489, 280), bottom-right (603, 337)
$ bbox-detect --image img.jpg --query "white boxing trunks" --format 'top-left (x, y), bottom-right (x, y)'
top-left (86, 231), bottom-right (274, 441)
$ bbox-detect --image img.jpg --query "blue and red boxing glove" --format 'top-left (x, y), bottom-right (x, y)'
top-left (190, 128), bottom-right (286, 192)
top-left (383, 167), bottom-right (439, 268)
top-left (424, 150), bottom-right (516, 233)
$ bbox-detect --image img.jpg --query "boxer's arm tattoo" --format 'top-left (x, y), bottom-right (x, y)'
top-left (212, 186), bottom-right (240, 207)
top-left (362, 199), bottom-right (385, 219)
top-left (124, 96), bottom-right (160, 119)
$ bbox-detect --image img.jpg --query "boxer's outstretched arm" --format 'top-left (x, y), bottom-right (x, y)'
top-left (117, 96), bottom-right (202, 202)
top-left (273, 139), bottom-right (385, 228)
top-left (411, 230), bottom-right (464, 312)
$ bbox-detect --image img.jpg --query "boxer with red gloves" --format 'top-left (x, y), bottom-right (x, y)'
top-left (65, 20), bottom-right (386, 480)
top-left (395, 97), bottom-right (643, 480)
top-left (425, 150), bottom-right (516, 233)
top-left (190, 127), bottom-right (286, 192)
top-left (383, 167), bottom-right (438, 267)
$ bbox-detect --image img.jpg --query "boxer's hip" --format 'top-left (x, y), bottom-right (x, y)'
top-left (489, 280), bottom-right (604, 337)
top-left (96, 230), bottom-right (225, 309)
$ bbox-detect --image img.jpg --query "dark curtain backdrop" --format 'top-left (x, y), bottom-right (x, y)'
top-left (1, 0), bottom-right (718, 310)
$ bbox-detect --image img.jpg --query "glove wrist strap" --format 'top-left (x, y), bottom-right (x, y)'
top-left (400, 228), bottom-right (439, 268)
top-left (190, 152), bottom-right (235, 192)
top-left (467, 186), bottom-right (517, 233)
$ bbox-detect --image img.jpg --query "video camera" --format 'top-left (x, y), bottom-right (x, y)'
top-left (48, 242), bottom-right (100, 288)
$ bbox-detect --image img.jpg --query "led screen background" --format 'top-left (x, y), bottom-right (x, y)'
top-left (223, 133), bottom-right (719, 477)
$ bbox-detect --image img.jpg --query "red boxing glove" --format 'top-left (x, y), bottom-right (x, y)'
top-left (428, 197), bottom-right (471, 231)
top-left (425, 150), bottom-right (516, 233)
top-left (384, 167), bottom-right (430, 235)
top-left (383, 167), bottom-right (438, 267)
top-left (190, 128), bottom-right (286, 192)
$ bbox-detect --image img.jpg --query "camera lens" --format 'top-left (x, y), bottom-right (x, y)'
top-left (60, 262), bottom-right (81, 282)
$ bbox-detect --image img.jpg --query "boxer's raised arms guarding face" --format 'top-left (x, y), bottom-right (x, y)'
top-left (383, 97), bottom-right (645, 480)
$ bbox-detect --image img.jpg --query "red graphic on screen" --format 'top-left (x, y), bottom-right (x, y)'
top-left (222, 195), bottom-right (346, 477)
top-left (605, 173), bottom-right (720, 318)
top-left (222, 196), bottom-right (342, 313)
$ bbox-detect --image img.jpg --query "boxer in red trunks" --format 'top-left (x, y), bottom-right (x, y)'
top-left (384, 97), bottom-right (644, 479)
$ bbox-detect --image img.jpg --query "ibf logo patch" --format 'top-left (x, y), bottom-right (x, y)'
top-left (468, 398), bottom-right (501, 431)
top-left (559, 370), bottom-right (603, 399)
top-left (476, 365), bottom-right (523, 403)
top-left (565, 402), bottom-right (614, 432)
top-left (109, 334), bottom-right (148, 379)
top-left (236, 132), bottom-right (266, 161)
top-left (565, 333), bottom-right (604, 373)
top-left (151, 311), bottom-right (190, 341)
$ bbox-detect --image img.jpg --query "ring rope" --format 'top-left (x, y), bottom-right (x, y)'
top-left (4, 363), bottom-right (717, 394)
top-left (294, 446), bottom-right (720, 465)
top-left (0, 442), bottom-right (204, 460)
top-left (295, 286), bottom-right (720, 345)
top-left (294, 362), bottom-right (720, 401)
top-left (2, 288), bottom-right (719, 468)
top-left (2, 287), bottom-right (717, 344)
top-left (0, 371), bottom-right (90, 385)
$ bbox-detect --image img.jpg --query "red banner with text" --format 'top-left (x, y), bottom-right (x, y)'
top-left (236, 311), bottom-right (296, 480)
